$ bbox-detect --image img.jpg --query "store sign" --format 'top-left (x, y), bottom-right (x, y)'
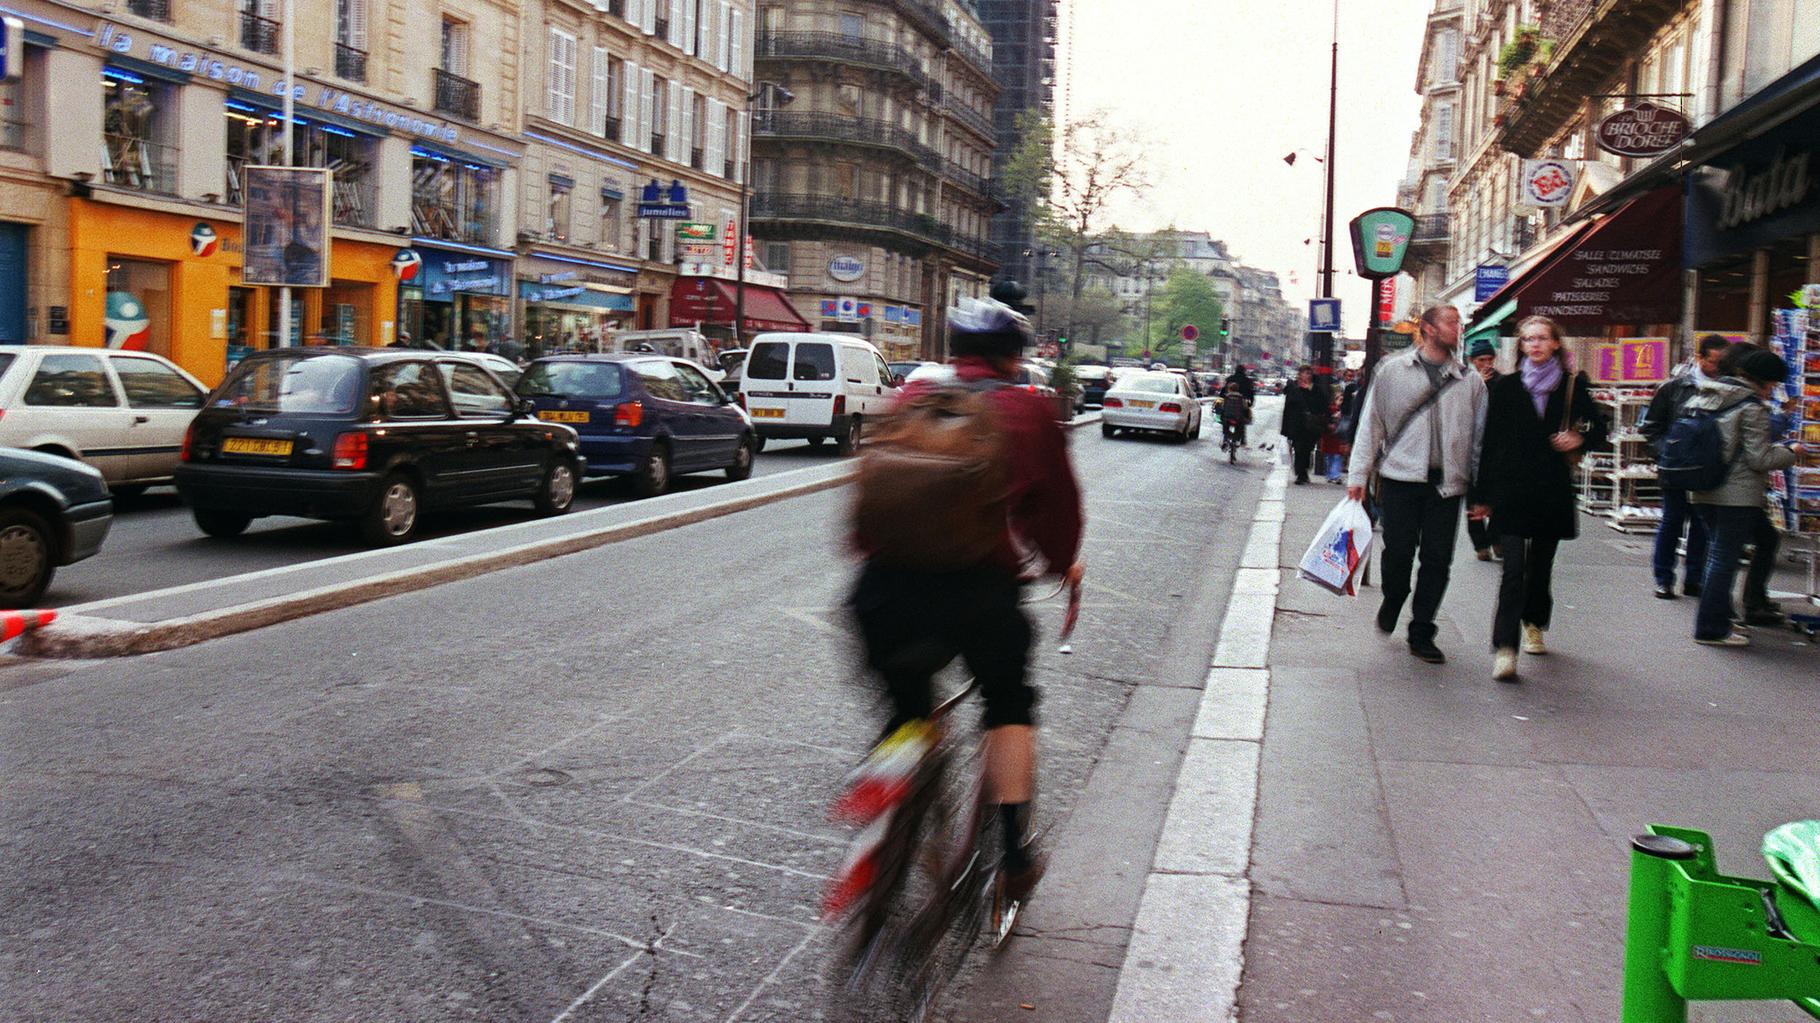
top-left (677, 222), bottom-right (716, 242)
top-left (828, 255), bottom-right (866, 282)
top-left (1474, 264), bottom-right (1509, 302)
top-left (1522, 159), bottom-right (1575, 208)
top-left (1521, 187), bottom-right (1682, 329)
top-left (1347, 208), bottom-right (1415, 280)
top-left (418, 252), bottom-right (510, 298)
top-left (638, 179), bottom-right (690, 219)
top-left (1685, 103), bottom-right (1820, 268)
top-left (391, 249), bottom-right (423, 282)
top-left (1591, 338), bottom-right (1670, 384)
top-left (1596, 103), bottom-right (1691, 158)
top-left (1374, 278), bottom-right (1396, 324)
top-left (189, 222), bottom-right (220, 258)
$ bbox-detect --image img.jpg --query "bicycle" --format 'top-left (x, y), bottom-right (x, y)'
top-left (1220, 418), bottom-right (1247, 464)
top-left (823, 576), bottom-right (1082, 1022)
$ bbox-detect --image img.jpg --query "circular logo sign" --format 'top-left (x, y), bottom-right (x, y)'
top-left (104, 291), bottom-right (151, 350)
top-left (828, 255), bottom-right (866, 282)
top-left (391, 248), bottom-right (423, 282)
top-left (189, 222), bottom-right (219, 258)
top-left (1596, 103), bottom-right (1691, 158)
top-left (1522, 160), bottom-right (1575, 207)
top-left (1181, 324), bottom-right (1200, 342)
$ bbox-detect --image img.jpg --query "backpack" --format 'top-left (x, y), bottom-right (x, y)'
top-left (1657, 395), bottom-right (1756, 491)
top-left (851, 382), bottom-right (1013, 571)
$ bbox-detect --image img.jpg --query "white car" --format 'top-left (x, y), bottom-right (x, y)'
top-left (0, 346), bottom-right (208, 494)
top-left (1100, 371), bottom-right (1203, 443)
top-left (448, 351), bottom-right (523, 389)
top-left (736, 333), bottom-right (898, 454)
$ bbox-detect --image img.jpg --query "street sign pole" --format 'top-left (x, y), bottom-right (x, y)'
top-left (278, 0), bottom-right (294, 348)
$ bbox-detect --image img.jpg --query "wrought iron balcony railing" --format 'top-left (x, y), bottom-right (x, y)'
top-left (752, 111), bottom-right (939, 170)
top-left (751, 192), bottom-right (995, 262)
top-left (239, 11), bottom-right (281, 55)
top-left (942, 95), bottom-right (995, 140)
top-left (1410, 213), bottom-right (1450, 243)
top-left (335, 43), bottom-right (367, 83)
top-left (127, 0), bottom-right (171, 20)
top-left (754, 32), bottom-right (932, 93)
top-left (434, 68), bottom-right (481, 121)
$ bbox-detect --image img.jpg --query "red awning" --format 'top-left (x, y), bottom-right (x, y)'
top-left (1471, 185), bottom-right (1683, 331)
top-left (668, 277), bottom-right (810, 333)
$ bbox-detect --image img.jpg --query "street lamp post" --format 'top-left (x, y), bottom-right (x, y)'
top-left (734, 82), bottom-right (793, 348)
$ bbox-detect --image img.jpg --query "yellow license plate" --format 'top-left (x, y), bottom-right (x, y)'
top-left (1129, 400), bottom-right (1156, 409)
top-left (537, 410), bottom-right (591, 423)
top-left (751, 407), bottom-right (786, 419)
top-left (221, 437), bottom-right (293, 456)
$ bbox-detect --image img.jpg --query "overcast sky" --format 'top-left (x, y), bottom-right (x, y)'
top-left (1063, 0), bottom-right (1432, 335)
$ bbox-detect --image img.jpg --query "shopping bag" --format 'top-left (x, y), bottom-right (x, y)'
top-left (1297, 499), bottom-right (1375, 596)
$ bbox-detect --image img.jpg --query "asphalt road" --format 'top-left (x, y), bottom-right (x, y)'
top-left (44, 440), bottom-right (837, 608)
top-left (1, 404), bottom-right (1280, 1022)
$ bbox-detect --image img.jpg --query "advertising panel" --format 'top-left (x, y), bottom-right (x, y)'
top-left (241, 166), bottom-right (332, 287)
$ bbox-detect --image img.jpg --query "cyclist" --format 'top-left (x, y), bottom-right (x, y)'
top-left (848, 293), bottom-right (1085, 903)
top-left (1219, 376), bottom-right (1253, 451)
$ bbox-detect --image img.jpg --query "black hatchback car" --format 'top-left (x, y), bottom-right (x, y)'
top-left (0, 447), bottom-right (114, 607)
top-left (176, 349), bottom-right (583, 545)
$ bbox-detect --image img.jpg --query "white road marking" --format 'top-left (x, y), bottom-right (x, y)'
top-left (546, 923), bottom-right (681, 1023)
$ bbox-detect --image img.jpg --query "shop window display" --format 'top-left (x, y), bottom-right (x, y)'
top-left (103, 68), bottom-right (175, 194)
top-left (225, 104), bottom-right (377, 227)
top-left (411, 148), bottom-right (499, 245)
top-left (103, 258), bottom-right (171, 355)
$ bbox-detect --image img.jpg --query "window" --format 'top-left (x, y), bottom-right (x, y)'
top-left (603, 54), bottom-right (626, 140)
top-left (548, 28), bottom-right (578, 124)
top-left (633, 359), bottom-right (689, 401)
top-left (764, 241), bottom-right (789, 273)
top-left (650, 75), bottom-right (668, 154)
top-left (217, 354), bottom-right (362, 414)
top-left (791, 343), bottom-right (836, 381)
top-left (438, 362), bottom-right (514, 416)
top-left (441, 17), bottom-right (469, 75)
top-left (745, 341), bottom-right (788, 379)
top-left (102, 69), bottom-right (175, 194)
top-left (545, 176), bottom-right (574, 242)
top-left (103, 258), bottom-right (173, 357)
top-left (691, 92), bottom-right (707, 169)
top-left (517, 360), bottom-right (625, 400)
top-left (837, 84), bottom-right (862, 118)
top-left (370, 361), bottom-right (449, 419)
top-left (225, 108), bottom-right (378, 227)
top-left (600, 189), bottom-right (624, 251)
top-left (672, 361), bottom-right (722, 403)
top-left (25, 355), bottom-right (120, 407)
top-left (239, 0), bottom-right (281, 55)
top-left (839, 12), bottom-right (864, 38)
top-left (835, 163), bottom-right (858, 199)
top-left (335, 0), bottom-right (368, 80)
top-left (111, 356), bottom-right (202, 408)
top-left (724, 105), bottom-right (740, 178)
top-left (761, 5), bottom-right (783, 32)
top-left (1434, 103), bottom-right (1454, 163)
top-left (411, 149), bottom-right (500, 244)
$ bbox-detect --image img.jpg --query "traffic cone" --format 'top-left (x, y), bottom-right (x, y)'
top-left (0, 609), bottom-right (58, 643)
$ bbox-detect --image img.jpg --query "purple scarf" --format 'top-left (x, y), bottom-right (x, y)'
top-left (1520, 357), bottom-right (1561, 417)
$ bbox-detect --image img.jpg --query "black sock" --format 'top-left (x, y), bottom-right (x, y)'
top-left (998, 803), bottom-right (1030, 871)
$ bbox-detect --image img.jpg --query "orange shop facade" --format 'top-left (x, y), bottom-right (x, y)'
top-left (66, 198), bottom-right (403, 387)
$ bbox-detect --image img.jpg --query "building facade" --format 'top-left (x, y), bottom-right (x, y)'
top-left (748, 0), bottom-right (1000, 360)
top-left (977, 0), bottom-right (1055, 289)
top-left (1396, 0), bottom-right (1463, 318)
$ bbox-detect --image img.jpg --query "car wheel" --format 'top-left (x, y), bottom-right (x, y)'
top-left (1101, 423), bottom-right (1117, 439)
top-left (193, 508), bottom-right (252, 538)
top-left (0, 508), bottom-right (55, 608)
top-left (110, 484), bottom-right (150, 500)
top-left (725, 434), bottom-right (755, 481)
top-left (360, 474), bottom-right (420, 546)
top-left (835, 416), bottom-right (862, 456)
top-left (752, 435), bottom-right (767, 453)
top-left (633, 441), bottom-right (672, 498)
top-left (533, 458), bottom-right (577, 516)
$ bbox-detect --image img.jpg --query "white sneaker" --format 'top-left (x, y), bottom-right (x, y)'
top-left (1521, 624), bottom-right (1547, 655)
top-left (1694, 633), bottom-right (1750, 647)
top-left (1493, 648), bottom-right (1519, 681)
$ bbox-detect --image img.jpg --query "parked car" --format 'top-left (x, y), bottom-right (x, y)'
top-left (1101, 371), bottom-right (1204, 443)
top-left (175, 349), bottom-right (582, 546)
top-left (0, 447), bottom-right (114, 607)
top-left (1075, 365), bottom-right (1115, 408)
top-left (611, 328), bottom-right (722, 378)
top-left (450, 350), bottom-right (524, 389)
top-left (736, 333), bottom-right (898, 454)
top-left (888, 360), bottom-right (935, 384)
top-left (0, 346), bottom-right (208, 496)
top-left (516, 353), bottom-right (754, 497)
top-left (717, 348), bottom-right (749, 394)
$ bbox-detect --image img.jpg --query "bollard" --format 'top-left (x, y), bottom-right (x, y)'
top-left (1621, 833), bottom-right (1699, 1022)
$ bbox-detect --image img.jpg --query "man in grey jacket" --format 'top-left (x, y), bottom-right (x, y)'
top-left (1347, 305), bottom-right (1489, 663)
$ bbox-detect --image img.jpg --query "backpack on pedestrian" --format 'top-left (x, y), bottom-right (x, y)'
top-left (1656, 395), bottom-right (1757, 492)
top-left (851, 381), bottom-right (1014, 571)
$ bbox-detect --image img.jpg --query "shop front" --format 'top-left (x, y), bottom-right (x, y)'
top-left (398, 245), bottom-right (515, 352)
top-left (66, 199), bottom-right (401, 385)
top-left (518, 254), bottom-right (638, 357)
top-left (668, 275), bottom-right (810, 340)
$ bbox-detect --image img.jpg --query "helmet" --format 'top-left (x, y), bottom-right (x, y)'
top-left (1150, 361), bottom-right (1168, 371)
top-left (948, 296), bottom-right (1032, 359)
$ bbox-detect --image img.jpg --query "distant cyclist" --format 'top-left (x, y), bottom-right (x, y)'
top-left (1219, 376), bottom-right (1253, 451)
top-left (847, 293), bottom-right (1085, 902)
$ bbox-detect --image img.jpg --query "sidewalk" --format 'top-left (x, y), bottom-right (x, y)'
top-left (1236, 478), bottom-right (1819, 1021)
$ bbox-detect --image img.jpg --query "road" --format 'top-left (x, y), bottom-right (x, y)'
top-left (44, 439), bottom-right (837, 608)
top-left (0, 404), bottom-right (1279, 1022)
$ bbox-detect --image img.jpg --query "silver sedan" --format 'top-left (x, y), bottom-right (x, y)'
top-left (1100, 372), bottom-right (1203, 443)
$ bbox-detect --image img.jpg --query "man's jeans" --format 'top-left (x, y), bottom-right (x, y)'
top-left (1377, 478), bottom-right (1463, 645)
top-left (1693, 505), bottom-right (1756, 640)
top-left (1653, 485), bottom-right (1709, 589)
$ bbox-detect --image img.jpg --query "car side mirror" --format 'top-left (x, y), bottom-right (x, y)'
top-left (516, 397), bottom-right (536, 417)
top-left (891, 374), bottom-right (905, 387)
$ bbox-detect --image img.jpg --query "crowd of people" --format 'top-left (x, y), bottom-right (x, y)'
top-left (1336, 304), bottom-right (1802, 679)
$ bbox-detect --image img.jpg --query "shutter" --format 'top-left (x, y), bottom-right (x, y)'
top-left (669, 0), bottom-right (684, 48)
top-left (700, 0), bottom-right (717, 68)
top-left (662, 220), bottom-right (676, 263)
top-left (641, 0), bottom-right (657, 35)
top-left (591, 47), bottom-right (608, 135)
top-left (636, 218), bottom-right (648, 260)
top-left (342, 0), bottom-right (369, 49)
top-left (668, 83), bottom-right (684, 162)
top-left (706, 98), bottom-right (724, 176)
top-left (733, 113), bottom-right (746, 184)
top-left (640, 68), bottom-right (656, 153)
top-left (681, 86), bottom-right (696, 165)
top-left (729, 7), bottom-right (745, 81)
top-left (684, 0), bottom-right (697, 55)
top-left (621, 58), bottom-right (640, 145)
top-left (716, 0), bottom-right (730, 71)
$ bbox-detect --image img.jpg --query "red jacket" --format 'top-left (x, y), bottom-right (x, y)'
top-left (858, 357), bottom-right (1085, 576)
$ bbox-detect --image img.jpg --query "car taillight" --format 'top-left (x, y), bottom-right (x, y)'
top-left (733, 392), bottom-right (746, 409)
top-left (331, 431), bottom-right (368, 470)
top-left (1103, 397), bottom-right (1123, 408)
top-left (1160, 402), bottom-right (1183, 413)
top-left (833, 394), bottom-right (846, 417)
top-left (614, 401), bottom-right (644, 428)
top-left (180, 423), bottom-right (195, 462)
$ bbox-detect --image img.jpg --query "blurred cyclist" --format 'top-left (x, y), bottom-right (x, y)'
top-left (848, 293), bottom-right (1084, 902)
top-left (1219, 376), bottom-right (1253, 449)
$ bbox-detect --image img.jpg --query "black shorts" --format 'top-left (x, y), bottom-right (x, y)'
top-left (849, 562), bottom-right (1036, 731)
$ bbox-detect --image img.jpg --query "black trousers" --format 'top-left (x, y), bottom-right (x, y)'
top-left (1492, 535), bottom-right (1560, 649)
top-left (1466, 514), bottom-right (1493, 554)
top-left (1377, 478), bottom-right (1463, 645)
top-left (1291, 438), bottom-right (1316, 481)
top-left (1744, 507), bottom-right (1780, 611)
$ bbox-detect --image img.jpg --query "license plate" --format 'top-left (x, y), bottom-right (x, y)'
top-left (1129, 400), bottom-right (1156, 409)
top-left (751, 407), bottom-right (786, 419)
top-left (537, 410), bottom-right (590, 424)
top-left (221, 437), bottom-right (293, 456)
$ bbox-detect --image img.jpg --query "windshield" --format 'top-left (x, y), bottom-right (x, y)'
top-left (1120, 375), bottom-right (1181, 395)
top-left (215, 354), bottom-right (362, 414)
top-left (516, 360), bottom-right (625, 400)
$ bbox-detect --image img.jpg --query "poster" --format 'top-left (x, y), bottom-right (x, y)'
top-left (1617, 337), bottom-right (1669, 383)
top-left (1591, 342), bottom-right (1622, 383)
top-left (241, 166), bottom-right (332, 288)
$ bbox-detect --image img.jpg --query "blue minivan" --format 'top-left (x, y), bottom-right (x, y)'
top-left (514, 354), bottom-right (756, 497)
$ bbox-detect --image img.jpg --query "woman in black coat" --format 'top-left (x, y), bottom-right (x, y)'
top-left (1470, 315), bottom-right (1607, 681)
top-left (1280, 365), bottom-right (1326, 484)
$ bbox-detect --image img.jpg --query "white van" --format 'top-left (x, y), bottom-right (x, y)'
top-left (611, 328), bottom-right (721, 376)
top-left (736, 332), bottom-right (899, 454)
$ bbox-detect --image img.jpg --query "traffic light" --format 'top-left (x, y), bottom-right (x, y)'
top-left (1219, 317), bottom-right (1231, 338)
top-left (1056, 334), bottom-right (1068, 354)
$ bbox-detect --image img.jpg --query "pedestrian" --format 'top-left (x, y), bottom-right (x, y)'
top-left (1684, 346), bottom-right (1799, 646)
top-left (1282, 365), bottom-right (1326, 485)
top-left (1346, 304), bottom-right (1489, 664)
top-left (1638, 333), bottom-right (1729, 600)
top-left (1470, 315), bottom-right (1608, 681)
top-left (1465, 336), bottom-right (1503, 561)
top-left (1318, 383), bottom-right (1348, 482)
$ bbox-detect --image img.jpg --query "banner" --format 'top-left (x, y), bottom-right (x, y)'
top-left (241, 166), bottom-right (332, 287)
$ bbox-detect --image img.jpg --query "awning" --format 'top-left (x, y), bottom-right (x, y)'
top-left (668, 277), bottom-right (810, 333)
top-left (518, 280), bottom-right (635, 310)
top-left (1468, 186), bottom-right (1682, 332)
top-left (1464, 300), bottom-right (1516, 346)
top-left (1467, 219), bottom-right (1600, 326)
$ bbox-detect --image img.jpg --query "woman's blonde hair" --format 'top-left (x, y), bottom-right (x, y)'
top-left (1515, 315), bottom-right (1568, 364)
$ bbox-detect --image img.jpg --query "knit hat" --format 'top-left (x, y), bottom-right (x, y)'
top-left (1737, 348), bottom-right (1789, 386)
top-left (1468, 337), bottom-right (1497, 360)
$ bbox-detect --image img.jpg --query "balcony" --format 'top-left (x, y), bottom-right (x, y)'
top-left (239, 11), bottom-right (281, 55)
top-left (754, 32), bottom-right (932, 93)
top-left (943, 160), bottom-right (989, 194)
top-left (948, 37), bottom-right (992, 78)
top-left (1497, 0), bottom-right (1684, 157)
top-left (335, 43), bottom-right (367, 83)
top-left (751, 192), bottom-right (995, 263)
top-left (126, 0), bottom-right (171, 20)
top-left (942, 95), bottom-right (995, 140)
top-left (752, 112), bottom-right (939, 171)
top-left (434, 68), bottom-right (481, 121)
top-left (103, 134), bottom-right (177, 195)
top-left (1411, 213), bottom-right (1450, 243)
top-left (887, 0), bottom-right (950, 45)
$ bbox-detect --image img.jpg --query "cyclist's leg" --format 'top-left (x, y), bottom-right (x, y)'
top-left (948, 572), bottom-right (1039, 871)
top-left (851, 563), bottom-right (941, 730)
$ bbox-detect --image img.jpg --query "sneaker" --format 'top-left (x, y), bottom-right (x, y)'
top-left (1001, 849), bottom-right (1048, 903)
top-left (1475, 548), bottom-right (1493, 562)
top-left (1408, 638), bottom-right (1446, 664)
top-left (1521, 624), bottom-right (1547, 655)
top-left (1741, 607), bottom-right (1786, 627)
top-left (1654, 583), bottom-right (1678, 600)
top-left (1694, 632), bottom-right (1750, 647)
top-left (1492, 647), bottom-right (1519, 681)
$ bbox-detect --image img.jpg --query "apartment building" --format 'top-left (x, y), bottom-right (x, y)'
top-left (977, 0), bottom-right (1056, 289)
top-left (748, 0), bottom-right (1001, 360)
top-left (1396, 0), bottom-right (1463, 317)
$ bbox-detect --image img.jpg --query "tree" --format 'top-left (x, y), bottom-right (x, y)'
top-left (1045, 284), bottom-right (1126, 347)
top-left (1146, 269), bottom-right (1225, 365)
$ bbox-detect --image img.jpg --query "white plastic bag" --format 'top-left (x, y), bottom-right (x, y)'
top-left (1297, 499), bottom-right (1375, 596)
